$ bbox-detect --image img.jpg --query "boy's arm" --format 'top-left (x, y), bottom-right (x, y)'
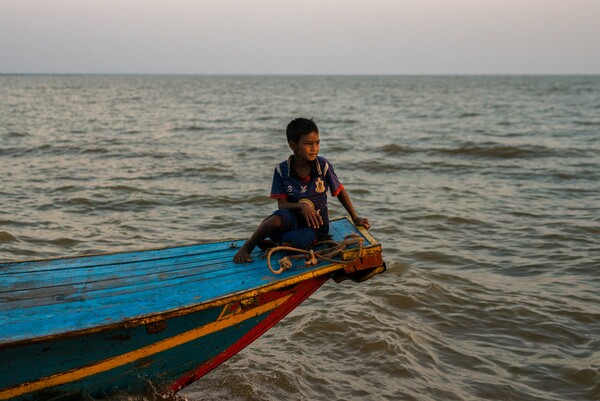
top-left (336, 189), bottom-right (371, 229)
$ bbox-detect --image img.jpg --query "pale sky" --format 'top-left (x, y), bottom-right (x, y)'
top-left (1, 0), bottom-right (599, 75)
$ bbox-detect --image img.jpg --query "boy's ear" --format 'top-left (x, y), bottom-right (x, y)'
top-left (288, 140), bottom-right (297, 151)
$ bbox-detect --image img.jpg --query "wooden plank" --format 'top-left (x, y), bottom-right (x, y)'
top-left (1, 249), bottom-right (249, 300)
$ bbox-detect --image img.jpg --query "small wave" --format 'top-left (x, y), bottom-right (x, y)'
top-left (422, 214), bottom-right (489, 227)
top-left (321, 118), bottom-right (359, 125)
top-left (552, 172), bottom-right (578, 180)
top-left (380, 143), bottom-right (413, 155)
top-left (566, 367), bottom-right (600, 390)
top-left (50, 185), bottom-right (81, 193)
top-left (170, 125), bottom-right (208, 132)
top-left (175, 194), bottom-right (269, 207)
top-left (447, 216), bottom-right (489, 225)
top-left (383, 142), bottom-right (590, 160)
top-left (349, 188), bottom-right (371, 195)
top-left (113, 199), bottom-right (164, 210)
top-left (5, 132), bottom-right (29, 138)
top-left (458, 112), bottom-right (481, 118)
top-left (105, 185), bottom-right (152, 194)
top-left (47, 237), bottom-right (82, 248)
top-left (0, 147), bottom-right (21, 157)
top-left (361, 160), bottom-right (402, 173)
top-left (409, 251), bottom-right (462, 264)
top-left (3, 144), bottom-right (89, 157)
top-left (573, 120), bottom-right (600, 126)
top-left (0, 231), bottom-right (18, 242)
top-left (385, 293), bottom-right (420, 309)
top-left (63, 196), bottom-right (163, 212)
top-left (253, 115), bottom-right (275, 122)
top-left (80, 147), bottom-right (110, 155)
top-left (153, 167), bottom-right (235, 181)
top-left (64, 197), bottom-right (103, 208)
top-left (438, 143), bottom-right (556, 159)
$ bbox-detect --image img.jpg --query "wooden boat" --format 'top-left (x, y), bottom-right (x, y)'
top-left (0, 217), bottom-right (385, 400)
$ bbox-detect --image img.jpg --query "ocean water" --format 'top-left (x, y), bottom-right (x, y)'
top-left (1, 75), bottom-right (599, 401)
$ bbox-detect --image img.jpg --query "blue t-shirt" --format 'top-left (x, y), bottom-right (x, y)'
top-left (270, 155), bottom-right (344, 238)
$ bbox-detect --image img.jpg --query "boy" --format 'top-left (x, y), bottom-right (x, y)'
top-left (233, 118), bottom-right (370, 263)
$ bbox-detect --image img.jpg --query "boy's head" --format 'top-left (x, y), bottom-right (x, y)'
top-left (286, 118), bottom-right (319, 144)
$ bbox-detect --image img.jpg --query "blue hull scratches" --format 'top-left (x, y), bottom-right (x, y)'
top-left (0, 217), bottom-right (385, 400)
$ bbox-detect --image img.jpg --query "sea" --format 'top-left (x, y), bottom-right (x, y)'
top-left (1, 75), bottom-right (598, 401)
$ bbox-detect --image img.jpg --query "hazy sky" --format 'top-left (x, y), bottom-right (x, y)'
top-left (1, 0), bottom-right (599, 75)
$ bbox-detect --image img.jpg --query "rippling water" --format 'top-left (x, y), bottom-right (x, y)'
top-left (1, 75), bottom-right (599, 400)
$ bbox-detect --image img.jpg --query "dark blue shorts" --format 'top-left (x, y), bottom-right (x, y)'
top-left (269, 209), bottom-right (316, 249)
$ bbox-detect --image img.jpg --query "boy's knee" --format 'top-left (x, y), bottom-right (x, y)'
top-left (264, 214), bottom-right (283, 230)
top-left (281, 228), bottom-right (316, 249)
top-left (272, 209), bottom-right (294, 231)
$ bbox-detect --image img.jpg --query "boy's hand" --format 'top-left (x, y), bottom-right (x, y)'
top-left (299, 201), bottom-right (323, 228)
top-left (353, 217), bottom-right (371, 230)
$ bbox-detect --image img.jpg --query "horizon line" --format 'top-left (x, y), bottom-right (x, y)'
top-left (1, 72), bottom-right (599, 77)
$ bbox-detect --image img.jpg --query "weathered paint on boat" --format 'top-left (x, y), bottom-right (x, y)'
top-left (0, 217), bottom-right (385, 400)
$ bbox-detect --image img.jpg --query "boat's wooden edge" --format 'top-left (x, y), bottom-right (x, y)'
top-left (354, 222), bottom-right (379, 246)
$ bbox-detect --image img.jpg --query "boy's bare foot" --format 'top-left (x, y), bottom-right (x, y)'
top-left (233, 247), bottom-right (253, 263)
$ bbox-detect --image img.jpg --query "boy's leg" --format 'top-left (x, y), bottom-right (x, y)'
top-left (280, 228), bottom-right (317, 250)
top-left (233, 214), bottom-right (283, 263)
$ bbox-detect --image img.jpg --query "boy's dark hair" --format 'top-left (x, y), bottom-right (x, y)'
top-left (286, 118), bottom-right (319, 143)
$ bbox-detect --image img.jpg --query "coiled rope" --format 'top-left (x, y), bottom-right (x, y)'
top-left (265, 234), bottom-right (364, 274)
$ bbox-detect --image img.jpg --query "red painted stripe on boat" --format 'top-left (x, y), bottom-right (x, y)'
top-left (171, 275), bottom-right (329, 392)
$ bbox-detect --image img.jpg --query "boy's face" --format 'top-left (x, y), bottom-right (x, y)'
top-left (290, 131), bottom-right (320, 162)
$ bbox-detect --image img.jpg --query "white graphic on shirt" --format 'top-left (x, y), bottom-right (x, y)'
top-left (300, 185), bottom-right (307, 193)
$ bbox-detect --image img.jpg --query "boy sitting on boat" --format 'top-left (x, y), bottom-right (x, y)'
top-left (233, 118), bottom-right (370, 263)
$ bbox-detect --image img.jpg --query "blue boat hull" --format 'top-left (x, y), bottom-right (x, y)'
top-left (0, 218), bottom-right (385, 400)
top-left (2, 277), bottom-right (328, 400)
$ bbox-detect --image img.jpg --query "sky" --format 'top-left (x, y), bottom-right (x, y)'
top-left (1, 0), bottom-right (599, 75)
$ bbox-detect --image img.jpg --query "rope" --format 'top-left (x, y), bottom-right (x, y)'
top-left (265, 234), bottom-right (364, 274)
